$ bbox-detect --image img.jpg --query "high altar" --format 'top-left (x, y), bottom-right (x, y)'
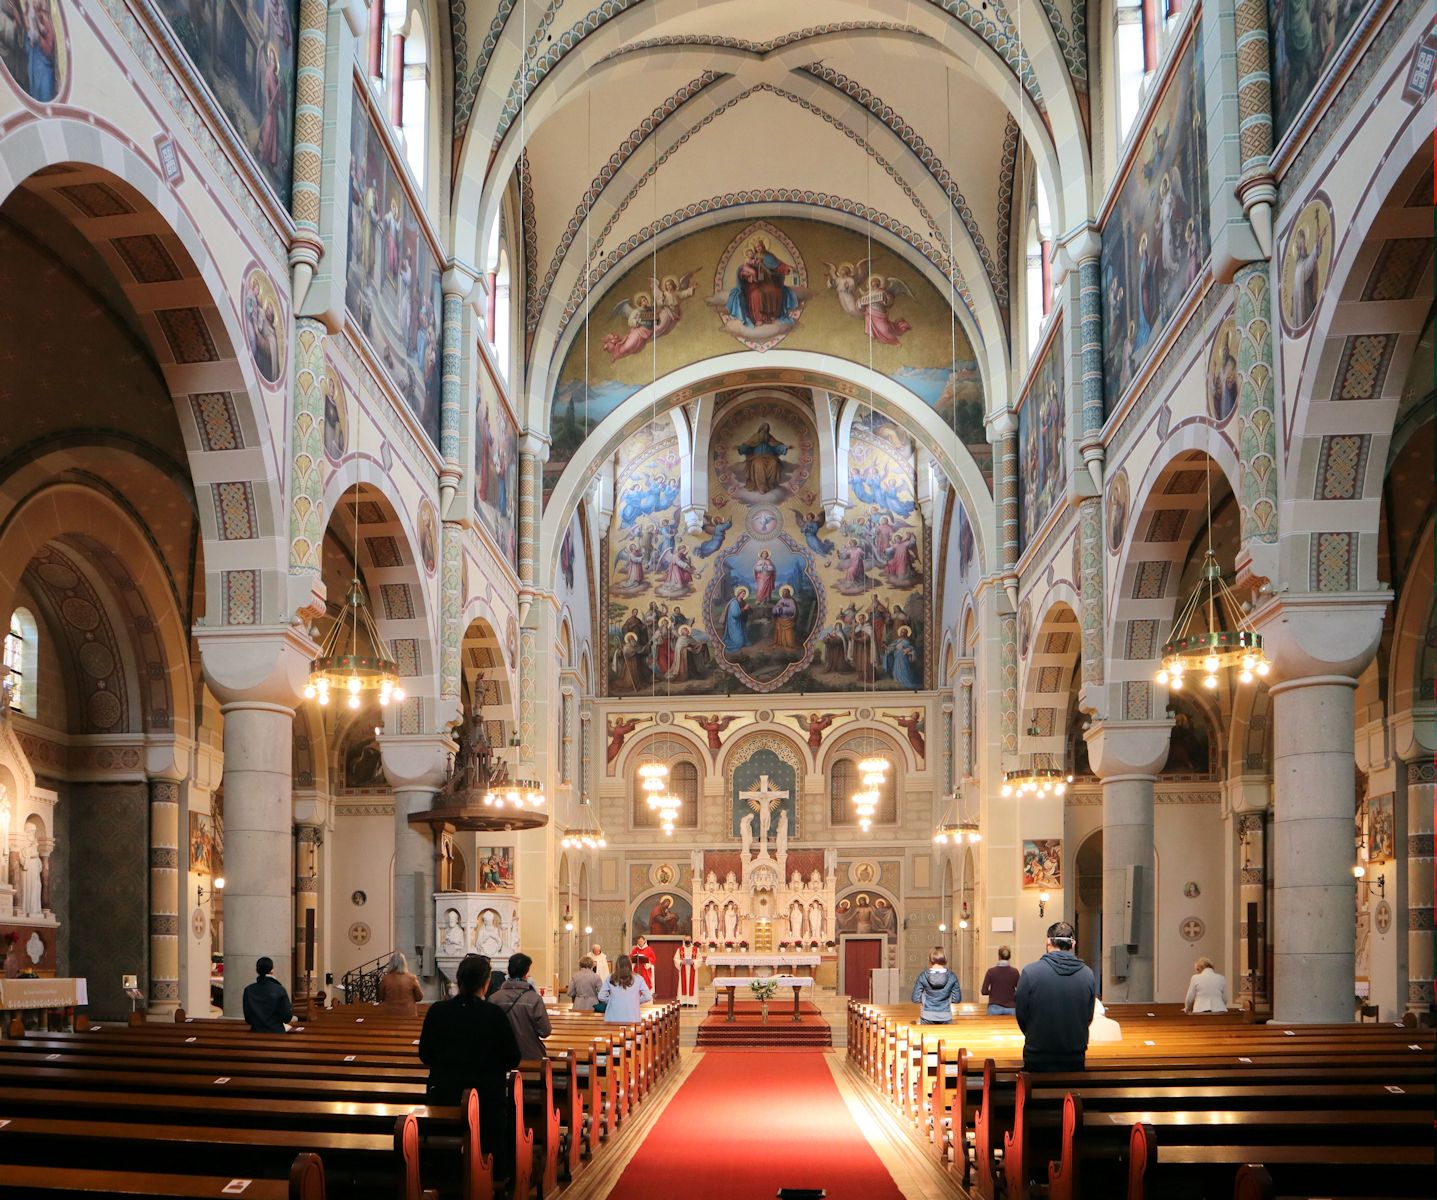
top-left (0, 688), bottom-right (60, 978)
top-left (691, 774), bottom-right (837, 986)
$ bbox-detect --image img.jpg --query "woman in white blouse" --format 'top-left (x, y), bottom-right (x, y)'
top-left (1184, 957), bottom-right (1228, 1013)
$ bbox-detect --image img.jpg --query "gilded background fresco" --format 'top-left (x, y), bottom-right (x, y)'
top-left (550, 216), bottom-right (984, 498)
top-left (1018, 326), bottom-right (1066, 553)
top-left (474, 381), bottom-right (518, 566)
top-left (1100, 31), bottom-right (1209, 411)
top-left (156, 0), bottom-right (296, 202)
top-left (605, 395), bottom-right (926, 696)
top-left (347, 88), bottom-right (442, 445)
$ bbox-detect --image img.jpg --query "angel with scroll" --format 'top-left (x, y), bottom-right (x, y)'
top-left (857, 272), bottom-right (915, 345)
top-left (601, 292), bottom-right (656, 363)
top-left (823, 258), bottom-right (876, 317)
top-left (652, 270), bottom-right (701, 338)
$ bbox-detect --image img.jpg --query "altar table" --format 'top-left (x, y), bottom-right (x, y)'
top-left (706, 953), bottom-right (821, 980)
top-left (714, 975), bottom-right (813, 1022)
top-left (0, 977), bottom-right (87, 1010)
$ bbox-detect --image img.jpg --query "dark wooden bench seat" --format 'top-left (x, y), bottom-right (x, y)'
top-left (0, 1152), bottom-right (322, 1199)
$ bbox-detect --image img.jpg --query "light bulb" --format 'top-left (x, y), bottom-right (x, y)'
top-left (1241, 655), bottom-right (1255, 671)
top-left (1170, 661), bottom-right (1184, 676)
top-left (378, 693), bottom-right (389, 706)
top-left (347, 676), bottom-right (361, 694)
top-left (1155, 670), bottom-right (1168, 685)
top-left (1255, 661), bottom-right (1270, 677)
top-left (938, 923), bottom-right (947, 933)
top-left (1039, 891), bottom-right (1050, 903)
top-left (934, 832), bottom-right (948, 845)
top-left (958, 918), bottom-right (968, 930)
top-left (1203, 674), bottom-right (1218, 690)
top-left (1055, 782), bottom-right (1066, 796)
top-left (347, 694), bottom-right (360, 709)
top-left (1000, 784), bottom-right (1012, 797)
top-left (1353, 864), bottom-right (1365, 879)
top-left (393, 687), bottom-right (406, 701)
top-left (969, 832), bottom-right (981, 844)
top-left (584, 926), bottom-right (593, 935)
top-left (1238, 670), bottom-right (1253, 684)
top-left (1170, 676), bottom-right (1183, 690)
top-left (303, 684), bottom-right (316, 700)
top-left (1203, 656), bottom-right (1219, 673)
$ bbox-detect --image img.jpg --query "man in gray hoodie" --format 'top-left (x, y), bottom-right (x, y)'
top-left (490, 952), bottom-right (552, 1061)
top-left (1014, 921), bottom-right (1097, 1072)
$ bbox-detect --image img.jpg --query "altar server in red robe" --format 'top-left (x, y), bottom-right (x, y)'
top-left (674, 936), bottom-right (700, 1007)
top-left (630, 936), bottom-right (656, 991)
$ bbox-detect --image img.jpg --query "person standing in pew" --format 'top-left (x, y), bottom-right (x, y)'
top-left (242, 957), bottom-right (293, 1033)
top-left (1014, 922), bottom-right (1096, 1073)
top-left (378, 952), bottom-right (424, 1016)
top-left (567, 956), bottom-right (602, 1011)
top-left (981, 945), bottom-right (1020, 1016)
top-left (596, 954), bottom-right (652, 1023)
top-left (491, 952), bottom-right (553, 1061)
top-left (419, 954), bottom-right (521, 1181)
top-left (911, 948), bottom-right (962, 1023)
top-left (1184, 956), bottom-right (1228, 1013)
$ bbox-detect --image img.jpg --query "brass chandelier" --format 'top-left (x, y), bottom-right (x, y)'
top-left (561, 794), bottom-right (607, 850)
top-left (1001, 724), bottom-right (1073, 798)
top-left (1154, 550), bottom-right (1270, 691)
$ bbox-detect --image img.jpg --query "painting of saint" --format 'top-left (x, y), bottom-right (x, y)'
top-left (474, 384), bottom-right (517, 565)
top-left (155, 1), bottom-right (295, 201)
top-left (242, 266), bottom-right (285, 386)
top-left (1100, 32), bottom-right (1208, 410)
top-left (559, 523), bottom-right (577, 591)
top-left (703, 222), bottom-right (810, 350)
top-left (346, 88), bottom-right (442, 445)
top-left (1022, 839), bottom-right (1063, 889)
top-left (344, 725), bottom-right (385, 789)
top-left (418, 499), bottom-right (437, 577)
top-left (1270, 0), bottom-right (1367, 136)
top-left (1206, 317), bottom-right (1240, 423)
top-left (707, 534), bottom-right (823, 690)
top-left (322, 365), bottom-right (348, 461)
top-left (1106, 468), bottom-right (1130, 556)
top-left (726, 239), bottom-right (800, 327)
top-left (0, 0), bottom-right (66, 104)
top-left (189, 811), bottom-right (222, 875)
top-left (476, 847), bottom-right (514, 891)
top-left (1018, 331), bottom-right (1067, 552)
top-left (1279, 196), bottom-right (1333, 334)
top-left (736, 423), bottom-right (790, 498)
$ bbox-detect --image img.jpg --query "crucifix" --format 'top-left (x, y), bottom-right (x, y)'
top-left (739, 774), bottom-right (789, 842)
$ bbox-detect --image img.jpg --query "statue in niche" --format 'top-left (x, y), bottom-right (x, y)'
top-left (440, 909), bottom-right (467, 956)
top-left (723, 900), bottom-right (741, 941)
top-left (776, 810), bottom-right (788, 863)
top-left (723, 871), bottom-right (738, 892)
top-left (701, 900), bottom-right (721, 942)
top-left (475, 908), bottom-right (504, 956)
top-left (20, 822), bottom-right (43, 916)
top-left (740, 812), bottom-right (754, 863)
top-left (808, 868), bottom-right (822, 889)
top-left (787, 899), bottom-right (805, 942)
top-left (807, 899), bottom-right (826, 942)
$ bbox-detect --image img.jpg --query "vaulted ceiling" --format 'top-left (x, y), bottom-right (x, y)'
top-left (447, 1), bottom-right (1093, 407)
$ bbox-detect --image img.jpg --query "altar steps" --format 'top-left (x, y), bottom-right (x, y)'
top-left (696, 1000), bottom-right (833, 1049)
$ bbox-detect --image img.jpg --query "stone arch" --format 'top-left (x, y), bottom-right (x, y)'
top-left (1388, 518), bottom-right (1435, 723)
top-left (0, 130), bottom-right (287, 623)
top-left (1018, 595), bottom-right (1081, 772)
top-left (1279, 84), bottom-right (1433, 593)
top-left (818, 722), bottom-right (916, 779)
top-left (458, 610), bottom-right (515, 746)
top-left (291, 702), bottom-right (329, 795)
top-left (615, 724), bottom-right (710, 782)
top-left (320, 469), bottom-right (438, 733)
top-left (1106, 436), bottom-right (1241, 723)
top-left (540, 356), bottom-right (995, 587)
top-left (0, 484), bottom-right (193, 739)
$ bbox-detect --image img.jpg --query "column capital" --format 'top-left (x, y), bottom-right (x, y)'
top-left (196, 626), bottom-right (317, 709)
top-left (1391, 706), bottom-right (1437, 762)
top-left (379, 733), bottom-right (455, 791)
top-left (985, 410), bottom-right (1017, 442)
top-left (1085, 719), bottom-right (1173, 779)
top-left (1054, 222), bottom-right (1101, 268)
top-left (1251, 592), bottom-right (1391, 684)
top-left (442, 261), bottom-right (481, 301)
top-left (332, 0), bottom-right (366, 36)
top-left (519, 431), bottom-right (552, 461)
top-left (144, 736), bottom-right (195, 785)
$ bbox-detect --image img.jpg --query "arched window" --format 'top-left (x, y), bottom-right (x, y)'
top-left (828, 754), bottom-right (898, 826)
top-left (1023, 185), bottom-right (1053, 362)
top-left (1114, 0), bottom-right (1148, 141)
top-left (4, 607), bottom-right (37, 717)
top-left (493, 244), bottom-right (512, 382)
top-left (631, 754), bottom-right (700, 830)
top-left (370, 1), bottom-right (429, 192)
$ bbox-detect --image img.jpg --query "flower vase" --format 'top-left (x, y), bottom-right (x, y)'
top-left (761, 1001), bottom-right (768, 1025)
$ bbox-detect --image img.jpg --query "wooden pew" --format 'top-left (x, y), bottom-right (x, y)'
top-left (0, 1151), bottom-right (325, 1198)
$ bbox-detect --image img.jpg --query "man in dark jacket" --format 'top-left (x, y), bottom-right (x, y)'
top-left (418, 955), bottom-right (521, 1179)
top-left (489, 952), bottom-right (552, 1060)
top-left (242, 957), bottom-right (292, 1033)
top-left (1015, 922), bottom-right (1097, 1072)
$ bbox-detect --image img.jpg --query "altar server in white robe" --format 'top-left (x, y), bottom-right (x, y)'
top-left (590, 943), bottom-right (611, 983)
top-left (674, 936), bottom-right (700, 1006)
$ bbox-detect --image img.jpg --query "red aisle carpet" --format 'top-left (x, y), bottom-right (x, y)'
top-left (609, 1052), bottom-right (905, 1199)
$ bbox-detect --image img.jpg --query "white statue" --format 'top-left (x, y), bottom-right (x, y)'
top-left (506, 911), bottom-right (521, 954)
top-left (19, 824), bottom-right (42, 916)
top-left (724, 870), bottom-right (738, 892)
top-left (787, 900), bottom-right (805, 942)
top-left (706, 869), bottom-right (718, 890)
top-left (723, 900), bottom-right (741, 940)
top-left (776, 810), bottom-right (788, 864)
top-left (789, 869), bottom-right (803, 889)
top-left (440, 909), bottom-right (466, 956)
top-left (808, 867), bottom-right (822, 889)
top-left (807, 899), bottom-right (826, 942)
top-left (701, 900), bottom-right (721, 942)
top-left (740, 812), bottom-right (754, 862)
top-left (475, 908), bottom-right (504, 956)
top-left (758, 794), bottom-right (772, 842)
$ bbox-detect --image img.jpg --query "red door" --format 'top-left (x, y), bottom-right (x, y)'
top-left (843, 938), bottom-right (883, 1000)
top-left (649, 938), bottom-right (679, 1000)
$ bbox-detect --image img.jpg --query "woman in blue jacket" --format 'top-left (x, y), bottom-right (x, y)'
top-left (911, 949), bottom-right (961, 1023)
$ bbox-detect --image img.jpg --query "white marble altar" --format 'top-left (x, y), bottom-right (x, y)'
top-left (706, 953), bottom-right (820, 979)
top-left (0, 701), bottom-right (58, 928)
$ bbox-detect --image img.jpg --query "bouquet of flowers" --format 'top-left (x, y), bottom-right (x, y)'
top-left (738, 940), bottom-right (750, 951)
top-left (748, 979), bottom-right (779, 1003)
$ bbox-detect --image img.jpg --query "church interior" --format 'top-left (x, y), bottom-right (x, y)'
top-left (0, 0), bottom-right (1432, 1197)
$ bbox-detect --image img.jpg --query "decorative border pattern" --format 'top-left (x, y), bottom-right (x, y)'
top-left (1314, 433), bottom-right (1370, 500)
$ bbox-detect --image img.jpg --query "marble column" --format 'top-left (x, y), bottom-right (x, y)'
top-left (198, 631), bottom-right (312, 1017)
top-left (1236, 811), bottom-right (1268, 1009)
top-left (381, 735), bottom-right (452, 989)
top-left (1403, 758), bottom-right (1434, 1013)
top-left (1087, 720), bottom-right (1172, 1001)
top-left (1256, 595), bottom-right (1387, 1023)
top-left (147, 778), bottom-right (182, 1016)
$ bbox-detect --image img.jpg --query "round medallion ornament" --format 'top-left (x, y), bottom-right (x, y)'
top-left (1179, 916), bottom-right (1205, 943)
top-left (351, 890), bottom-right (368, 907)
top-left (655, 711), bottom-right (673, 724)
top-left (757, 709), bottom-right (773, 722)
top-left (79, 640), bottom-right (115, 679)
top-left (1374, 900), bottom-right (1392, 935)
top-left (745, 504), bottom-right (784, 539)
top-left (87, 689), bottom-right (122, 729)
top-left (191, 908), bottom-right (207, 939)
top-left (37, 561), bottom-right (78, 590)
top-left (61, 596), bottom-right (99, 631)
top-left (348, 922), bottom-right (371, 947)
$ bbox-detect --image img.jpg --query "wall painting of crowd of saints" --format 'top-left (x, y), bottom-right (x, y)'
top-left (632, 892), bottom-right (693, 937)
top-left (347, 88), bottom-right (442, 445)
top-left (604, 397), bottom-right (926, 696)
top-left (1100, 28), bottom-right (1209, 412)
top-left (1017, 324), bottom-right (1067, 553)
top-left (1268, 1), bottom-right (1368, 137)
top-left (549, 216), bottom-right (986, 497)
top-left (154, 1), bottom-right (296, 202)
top-left (474, 380), bottom-right (518, 566)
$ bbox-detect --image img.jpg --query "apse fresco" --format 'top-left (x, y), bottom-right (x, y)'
top-left (347, 89), bottom-right (442, 445)
top-left (1018, 328), bottom-right (1066, 552)
top-left (474, 381), bottom-right (518, 566)
top-left (550, 216), bottom-right (985, 497)
top-left (155, 0), bottom-right (296, 201)
top-left (1269, 0), bottom-right (1367, 136)
top-left (605, 397), bottom-right (925, 696)
top-left (1100, 32), bottom-right (1209, 411)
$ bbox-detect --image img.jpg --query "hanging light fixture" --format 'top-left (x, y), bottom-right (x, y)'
top-left (933, 789), bottom-right (982, 845)
top-left (1001, 724), bottom-right (1074, 798)
top-left (560, 793), bottom-right (607, 850)
top-left (1155, 463), bottom-right (1271, 691)
top-left (305, 485), bottom-right (406, 708)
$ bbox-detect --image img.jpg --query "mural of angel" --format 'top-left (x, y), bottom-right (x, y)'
top-left (694, 516), bottom-right (733, 559)
top-left (822, 258), bottom-right (873, 317)
top-left (689, 713), bottom-right (737, 752)
top-left (796, 510), bottom-right (835, 557)
top-left (792, 711), bottom-right (841, 751)
top-left (857, 272), bottom-right (915, 345)
top-left (655, 543), bottom-right (700, 599)
top-left (653, 270), bottom-right (701, 337)
top-left (601, 292), bottom-right (656, 363)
